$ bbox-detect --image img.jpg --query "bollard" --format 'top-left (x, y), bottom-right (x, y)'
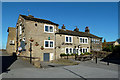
top-left (67, 54), bottom-right (68, 59)
top-left (107, 61), bottom-right (109, 65)
top-left (95, 56), bottom-right (97, 64)
top-left (107, 57), bottom-right (109, 65)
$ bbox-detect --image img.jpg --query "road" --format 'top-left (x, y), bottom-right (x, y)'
top-left (1, 51), bottom-right (119, 79)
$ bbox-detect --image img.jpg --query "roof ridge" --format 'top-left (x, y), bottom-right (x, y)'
top-left (20, 14), bottom-right (59, 26)
top-left (58, 29), bottom-right (102, 39)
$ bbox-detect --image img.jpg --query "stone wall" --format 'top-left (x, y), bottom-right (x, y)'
top-left (6, 27), bottom-right (16, 55)
top-left (17, 18), bottom-right (58, 61)
top-left (90, 38), bottom-right (102, 51)
top-left (55, 34), bottom-right (90, 59)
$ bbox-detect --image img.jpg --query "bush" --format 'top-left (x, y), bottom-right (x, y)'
top-left (60, 53), bottom-right (67, 57)
top-left (70, 53), bottom-right (74, 56)
top-left (84, 52), bottom-right (89, 55)
top-left (80, 53), bottom-right (84, 55)
top-left (103, 45), bottom-right (114, 52)
top-left (113, 45), bottom-right (120, 53)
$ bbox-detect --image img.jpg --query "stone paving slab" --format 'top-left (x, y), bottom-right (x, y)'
top-left (1, 52), bottom-right (119, 78)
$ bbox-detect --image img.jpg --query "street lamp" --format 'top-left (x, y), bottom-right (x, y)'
top-left (29, 37), bottom-right (34, 64)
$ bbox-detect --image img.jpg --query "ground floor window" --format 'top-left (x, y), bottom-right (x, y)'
top-left (65, 48), bottom-right (73, 54)
top-left (65, 47), bottom-right (88, 54)
top-left (80, 48), bottom-right (88, 53)
top-left (44, 40), bottom-right (54, 48)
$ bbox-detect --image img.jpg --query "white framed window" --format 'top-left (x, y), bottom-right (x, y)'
top-left (79, 48), bottom-right (88, 53)
top-left (9, 40), bottom-right (15, 45)
top-left (44, 40), bottom-right (54, 48)
top-left (65, 48), bottom-right (73, 54)
top-left (20, 26), bottom-right (22, 35)
top-left (44, 24), bottom-right (54, 33)
top-left (65, 36), bottom-right (73, 43)
top-left (79, 37), bottom-right (88, 44)
top-left (23, 37), bottom-right (25, 41)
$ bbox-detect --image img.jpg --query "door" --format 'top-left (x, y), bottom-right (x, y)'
top-left (50, 53), bottom-right (54, 61)
top-left (44, 53), bottom-right (50, 61)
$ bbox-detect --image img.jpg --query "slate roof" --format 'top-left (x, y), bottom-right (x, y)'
top-left (7, 27), bottom-right (16, 32)
top-left (20, 14), bottom-right (59, 26)
top-left (105, 41), bottom-right (116, 45)
top-left (56, 29), bottom-right (102, 39)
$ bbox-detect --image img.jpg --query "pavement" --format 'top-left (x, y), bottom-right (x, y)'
top-left (1, 51), bottom-right (119, 79)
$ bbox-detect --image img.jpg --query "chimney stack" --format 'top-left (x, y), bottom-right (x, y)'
top-left (74, 26), bottom-right (79, 32)
top-left (62, 24), bottom-right (66, 29)
top-left (28, 15), bottom-right (34, 18)
top-left (85, 26), bottom-right (90, 33)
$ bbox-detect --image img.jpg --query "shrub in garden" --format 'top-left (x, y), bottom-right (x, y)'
top-left (113, 45), bottom-right (120, 53)
top-left (80, 53), bottom-right (84, 55)
top-left (60, 53), bottom-right (67, 57)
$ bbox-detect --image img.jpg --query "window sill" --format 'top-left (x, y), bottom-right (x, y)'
top-left (44, 32), bottom-right (54, 33)
top-left (80, 43), bottom-right (88, 44)
top-left (44, 47), bottom-right (54, 49)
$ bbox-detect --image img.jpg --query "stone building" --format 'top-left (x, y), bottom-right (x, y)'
top-left (6, 27), bottom-right (16, 55)
top-left (6, 14), bottom-right (102, 61)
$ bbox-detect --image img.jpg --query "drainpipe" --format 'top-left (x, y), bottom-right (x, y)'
top-left (55, 33), bottom-right (56, 60)
top-left (16, 24), bottom-right (18, 52)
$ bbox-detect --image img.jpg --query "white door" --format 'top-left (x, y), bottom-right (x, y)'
top-left (50, 53), bottom-right (54, 61)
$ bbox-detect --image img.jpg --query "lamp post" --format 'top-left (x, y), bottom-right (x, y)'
top-left (30, 43), bottom-right (32, 64)
top-left (29, 37), bottom-right (34, 64)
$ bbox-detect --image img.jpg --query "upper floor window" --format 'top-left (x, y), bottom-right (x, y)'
top-left (92, 38), bottom-right (100, 44)
top-left (44, 24), bottom-right (54, 33)
top-left (44, 40), bottom-right (54, 48)
top-left (20, 25), bottom-right (22, 35)
top-left (65, 36), bottom-right (73, 43)
top-left (79, 37), bottom-right (88, 44)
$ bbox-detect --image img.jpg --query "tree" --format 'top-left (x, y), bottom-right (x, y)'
top-left (102, 39), bottom-right (106, 48)
top-left (103, 45), bottom-right (114, 52)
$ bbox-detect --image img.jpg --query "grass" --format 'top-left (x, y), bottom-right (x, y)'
top-left (51, 59), bottom-right (79, 65)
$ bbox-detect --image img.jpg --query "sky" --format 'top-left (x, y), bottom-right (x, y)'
top-left (1, 2), bottom-right (119, 49)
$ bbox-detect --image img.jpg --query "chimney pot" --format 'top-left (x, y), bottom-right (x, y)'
top-left (85, 26), bottom-right (90, 33)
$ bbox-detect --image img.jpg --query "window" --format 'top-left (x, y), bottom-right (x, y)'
top-left (80, 38), bottom-right (82, 43)
top-left (80, 48), bottom-right (82, 53)
top-left (79, 37), bottom-right (88, 44)
top-left (45, 26), bottom-right (48, 32)
top-left (44, 40), bottom-right (54, 48)
top-left (35, 23), bottom-right (37, 26)
top-left (69, 37), bottom-right (72, 42)
top-left (65, 36), bottom-right (73, 43)
top-left (92, 38), bottom-right (100, 44)
top-left (50, 41), bottom-right (53, 47)
top-left (83, 49), bottom-right (85, 53)
top-left (80, 48), bottom-right (88, 53)
top-left (9, 40), bottom-right (15, 45)
top-left (44, 24), bottom-right (54, 33)
top-left (70, 48), bottom-right (72, 53)
top-left (66, 48), bottom-right (69, 54)
top-left (45, 41), bottom-right (49, 47)
top-left (20, 26), bottom-right (22, 35)
top-left (65, 48), bottom-right (73, 54)
top-left (85, 39), bottom-right (88, 43)
top-left (50, 26), bottom-right (53, 32)
top-left (23, 37), bottom-right (25, 41)
top-left (66, 37), bottom-right (68, 42)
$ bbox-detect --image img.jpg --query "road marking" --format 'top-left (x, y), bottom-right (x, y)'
top-left (63, 67), bottom-right (87, 80)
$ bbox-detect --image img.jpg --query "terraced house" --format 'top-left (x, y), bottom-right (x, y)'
top-left (6, 14), bottom-right (102, 61)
